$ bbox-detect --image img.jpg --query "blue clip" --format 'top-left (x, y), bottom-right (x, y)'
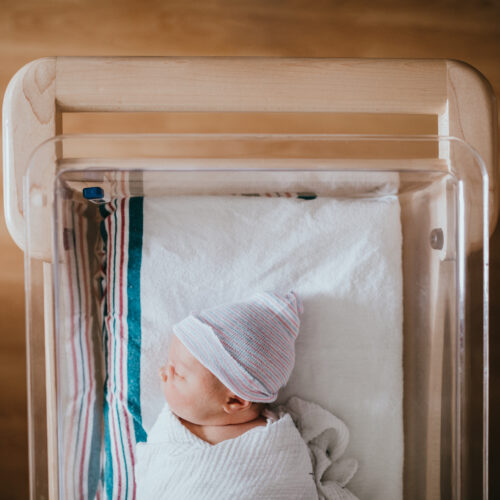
top-left (83, 187), bottom-right (105, 203)
top-left (297, 192), bottom-right (317, 200)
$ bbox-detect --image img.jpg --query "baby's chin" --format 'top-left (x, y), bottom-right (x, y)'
top-left (165, 397), bottom-right (197, 423)
top-left (166, 399), bottom-right (223, 426)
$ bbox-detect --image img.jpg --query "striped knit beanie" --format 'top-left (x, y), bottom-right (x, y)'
top-left (172, 290), bottom-right (303, 403)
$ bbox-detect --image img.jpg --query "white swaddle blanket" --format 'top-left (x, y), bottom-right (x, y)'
top-left (135, 396), bottom-right (358, 500)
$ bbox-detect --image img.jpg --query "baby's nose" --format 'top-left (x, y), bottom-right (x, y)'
top-left (159, 366), bottom-right (168, 382)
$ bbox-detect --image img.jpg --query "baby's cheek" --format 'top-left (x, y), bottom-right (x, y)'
top-left (163, 379), bottom-right (188, 410)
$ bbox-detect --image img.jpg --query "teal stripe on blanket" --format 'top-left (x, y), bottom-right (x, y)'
top-left (127, 197), bottom-right (147, 444)
top-left (87, 400), bottom-right (102, 498)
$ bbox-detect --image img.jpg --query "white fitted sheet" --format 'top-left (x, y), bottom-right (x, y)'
top-left (140, 194), bottom-right (403, 500)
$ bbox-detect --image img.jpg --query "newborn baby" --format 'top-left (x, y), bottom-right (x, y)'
top-left (135, 291), bottom-right (358, 500)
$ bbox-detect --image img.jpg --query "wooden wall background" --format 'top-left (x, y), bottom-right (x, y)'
top-left (0, 1), bottom-right (498, 498)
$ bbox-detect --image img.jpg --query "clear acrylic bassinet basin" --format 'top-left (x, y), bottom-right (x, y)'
top-left (20, 133), bottom-right (490, 500)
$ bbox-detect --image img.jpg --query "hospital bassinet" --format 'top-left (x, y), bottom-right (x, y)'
top-left (2, 57), bottom-right (498, 500)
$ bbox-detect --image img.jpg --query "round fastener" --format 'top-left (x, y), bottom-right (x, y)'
top-left (430, 228), bottom-right (444, 250)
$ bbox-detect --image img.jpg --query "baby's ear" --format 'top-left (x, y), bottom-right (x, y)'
top-left (222, 394), bottom-right (252, 414)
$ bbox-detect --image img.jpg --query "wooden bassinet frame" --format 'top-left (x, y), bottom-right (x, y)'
top-left (2, 57), bottom-right (498, 499)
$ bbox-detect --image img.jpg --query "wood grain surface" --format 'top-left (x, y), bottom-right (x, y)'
top-left (0, 1), bottom-right (499, 499)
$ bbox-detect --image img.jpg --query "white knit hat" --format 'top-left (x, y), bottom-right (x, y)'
top-left (172, 290), bottom-right (303, 402)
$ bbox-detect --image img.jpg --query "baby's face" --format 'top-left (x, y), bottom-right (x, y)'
top-left (160, 334), bottom-right (230, 425)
